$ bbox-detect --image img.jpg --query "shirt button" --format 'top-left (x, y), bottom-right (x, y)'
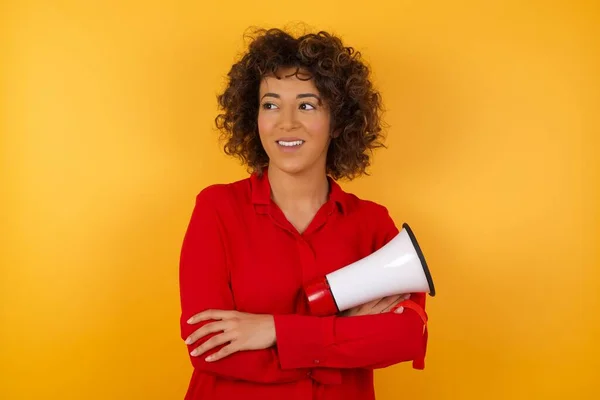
top-left (313, 359), bottom-right (320, 364)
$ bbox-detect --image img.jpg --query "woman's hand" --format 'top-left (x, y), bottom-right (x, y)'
top-left (341, 294), bottom-right (411, 317)
top-left (185, 310), bottom-right (276, 362)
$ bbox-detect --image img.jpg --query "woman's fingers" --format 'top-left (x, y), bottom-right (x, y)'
top-left (205, 343), bottom-right (238, 362)
top-left (342, 294), bottom-right (413, 316)
top-left (185, 320), bottom-right (231, 345)
top-left (190, 330), bottom-right (236, 357)
top-left (382, 294), bottom-right (411, 314)
top-left (391, 294), bottom-right (412, 314)
top-left (375, 295), bottom-right (402, 313)
top-left (187, 309), bottom-right (238, 324)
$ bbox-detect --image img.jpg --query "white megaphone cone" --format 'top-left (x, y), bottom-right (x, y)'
top-left (303, 223), bottom-right (436, 316)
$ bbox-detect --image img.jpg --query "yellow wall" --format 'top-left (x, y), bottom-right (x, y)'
top-left (1, 1), bottom-right (598, 399)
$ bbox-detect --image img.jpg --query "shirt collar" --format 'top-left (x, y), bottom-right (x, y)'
top-left (250, 168), bottom-right (346, 214)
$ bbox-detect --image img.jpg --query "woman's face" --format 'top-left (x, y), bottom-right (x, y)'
top-left (257, 67), bottom-right (332, 177)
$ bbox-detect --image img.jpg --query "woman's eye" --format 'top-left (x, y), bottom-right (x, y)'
top-left (262, 102), bottom-right (278, 110)
top-left (299, 103), bottom-right (316, 110)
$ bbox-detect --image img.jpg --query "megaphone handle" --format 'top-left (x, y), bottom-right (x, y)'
top-left (391, 299), bottom-right (428, 331)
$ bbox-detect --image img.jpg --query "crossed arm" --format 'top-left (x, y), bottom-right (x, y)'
top-left (178, 191), bottom-right (429, 383)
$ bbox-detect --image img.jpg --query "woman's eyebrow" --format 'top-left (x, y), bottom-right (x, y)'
top-left (296, 93), bottom-right (321, 103)
top-left (260, 92), bottom-right (321, 102)
top-left (261, 92), bottom-right (280, 100)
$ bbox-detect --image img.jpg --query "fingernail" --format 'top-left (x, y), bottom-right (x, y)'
top-left (205, 355), bottom-right (214, 362)
top-left (187, 317), bottom-right (193, 323)
top-left (185, 337), bottom-right (191, 345)
top-left (190, 349), bottom-right (198, 356)
top-left (394, 306), bottom-right (404, 314)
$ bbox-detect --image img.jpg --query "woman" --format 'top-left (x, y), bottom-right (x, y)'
top-left (178, 27), bottom-right (429, 400)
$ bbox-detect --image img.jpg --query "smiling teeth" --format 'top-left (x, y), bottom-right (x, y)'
top-left (278, 140), bottom-right (304, 147)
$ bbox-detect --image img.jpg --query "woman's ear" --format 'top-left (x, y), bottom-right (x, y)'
top-left (331, 128), bottom-right (341, 139)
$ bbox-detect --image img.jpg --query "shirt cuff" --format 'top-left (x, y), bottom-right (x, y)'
top-left (274, 314), bottom-right (335, 369)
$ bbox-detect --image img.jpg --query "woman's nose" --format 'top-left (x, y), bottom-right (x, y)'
top-left (278, 107), bottom-right (299, 131)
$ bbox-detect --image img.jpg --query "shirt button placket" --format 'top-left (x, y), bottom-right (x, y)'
top-left (296, 236), bottom-right (317, 285)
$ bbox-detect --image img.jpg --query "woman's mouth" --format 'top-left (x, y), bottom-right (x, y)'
top-left (276, 140), bottom-right (304, 147)
top-left (276, 139), bottom-right (305, 152)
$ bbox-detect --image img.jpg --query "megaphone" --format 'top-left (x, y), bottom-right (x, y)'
top-left (303, 223), bottom-right (435, 316)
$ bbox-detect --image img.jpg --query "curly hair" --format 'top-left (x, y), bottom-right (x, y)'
top-left (214, 27), bottom-right (387, 181)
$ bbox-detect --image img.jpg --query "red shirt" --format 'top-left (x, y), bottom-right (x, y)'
top-left (179, 170), bottom-right (429, 400)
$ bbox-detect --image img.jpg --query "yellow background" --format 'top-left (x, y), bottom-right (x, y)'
top-left (1, 1), bottom-right (598, 399)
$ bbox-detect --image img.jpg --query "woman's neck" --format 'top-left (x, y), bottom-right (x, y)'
top-left (267, 164), bottom-right (330, 212)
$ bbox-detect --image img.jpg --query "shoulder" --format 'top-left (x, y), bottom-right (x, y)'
top-left (340, 189), bottom-right (399, 248)
top-left (194, 176), bottom-right (251, 210)
top-left (342, 190), bottom-right (394, 222)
